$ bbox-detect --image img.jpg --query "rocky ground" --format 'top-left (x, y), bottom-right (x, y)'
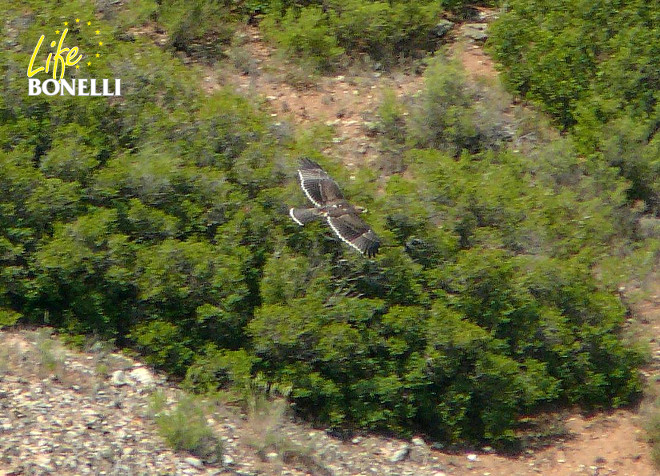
top-left (0, 276), bottom-right (657, 476)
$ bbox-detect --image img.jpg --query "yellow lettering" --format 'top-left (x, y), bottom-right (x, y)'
top-left (65, 46), bottom-right (82, 66)
top-left (52, 29), bottom-right (70, 80)
top-left (27, 29), bottom-right (82, 80)
top-left (27, 35), bottom-right (45, 77)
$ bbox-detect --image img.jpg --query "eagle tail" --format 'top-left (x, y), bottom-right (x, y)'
top-left (289, 207), bottom-right (322, 226)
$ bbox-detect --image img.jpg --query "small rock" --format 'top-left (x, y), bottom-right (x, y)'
top-left (351, 437), bottom-right (363, 444)
top-left (184, 456), bottom-right (203, 468)
top-left (467, 453), bottom-right (479, 462)
top-left (390, 445), bottom-right (410, 463)
top-left (222, 454), bottom-right (234, 465)
top-left (265, 452), bottom-right (279, 462)
top-left (412, 437), bottom-right (426, 446)
top-left (461, 23), bottom-right (489, 42)
top-left (110, 370), bottom-right (128, 386)
top-left (432, 19), bottom-right (454, 38)
top-left (129, 367), bottom-right (155, 386)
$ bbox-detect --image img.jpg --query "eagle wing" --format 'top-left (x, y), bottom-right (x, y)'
top-left (297, 158), bottom-right (344, 207)
top-left (327, 212), bottom-right (381, 258)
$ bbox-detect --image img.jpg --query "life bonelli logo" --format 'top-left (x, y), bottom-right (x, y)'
top-left (27, 17), bottom-right (120, 97)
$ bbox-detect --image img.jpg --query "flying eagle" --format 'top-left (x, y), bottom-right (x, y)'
top-left (289, 158), bottom-right (381, 257)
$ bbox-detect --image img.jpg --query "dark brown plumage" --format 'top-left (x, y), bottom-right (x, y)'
top-left (289, 159), bottom-right (380, 257)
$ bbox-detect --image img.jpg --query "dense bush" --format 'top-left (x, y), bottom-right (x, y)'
top-left (394, 56), bottom-right (513, 156)
top-left (260, 0), bottom-right (502, 68)
top-left (0, 0), bottom-right (654, 446)
top-left (156, 0), bottom-right (236, 62)
top-left (261, 5), bottom-right (344, 72)
top-left (262, 0), bottom-right (445, 69)
top-left (408, 57), bottom-right (480, 154)
top-left (488, 0), bottom-right (659, 212)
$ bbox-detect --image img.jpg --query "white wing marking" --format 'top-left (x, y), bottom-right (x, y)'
top-left (298, 170), bottom-right (323, 207)
top-left (289, 208), bottom-right (305, 226)
top-left (327, 217), bottom-right (363, 254)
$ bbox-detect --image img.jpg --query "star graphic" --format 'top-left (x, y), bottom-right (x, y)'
top-left (55, 30), bottom-right (60, 34)
top-left (75, 64), bottom-right (80, 69)
top-left (87, 21), bottom-right (91, 26)
top-left (95, 53), bottom-right (100, 57)
top-left (87, 61), bottom-right (91, 66)
top-left (99, 41), bottom-right (103, 46)
top-left (75, 18), bottom-right (80, 23)
top-left (64, 21), bottom-right (68, 26)
top-left (95, 30), bottom-right (100, 35)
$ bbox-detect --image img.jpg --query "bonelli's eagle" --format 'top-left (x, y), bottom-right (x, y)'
top-left (289, 158), bottom-right (381, 257)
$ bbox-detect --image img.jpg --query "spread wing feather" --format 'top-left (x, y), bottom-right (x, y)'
top-left (297, 158), bottom-right (344, 206)
top-left (327, 214), bottom-right (380, 258)
top-left (289, 207), bottom-right (321, 225)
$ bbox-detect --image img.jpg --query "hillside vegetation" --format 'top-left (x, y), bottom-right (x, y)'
top-left (488, 0), bottom-right (659, 212)
top-left (1, 0), bottom-right (657, 447)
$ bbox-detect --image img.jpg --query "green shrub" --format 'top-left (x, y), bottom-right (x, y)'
top-left (377, 89), bottom-right (407, 144)
top-left (157, 0), bottom-right (235, 62)
top-left (0, 309), bottom-right (21, 328)
top-left (408, 57), bottom-right (481, 155)
top-left (332, 0), bottom-right (444, 65)
top-left (262, 6), bottom-right (344, 72)
top-left (35, 329), bottom-right (66, 379)
top-left (406, 56), bottom-right (514, 155)
top-left (650, 411), bottom-right (660, 469)
top-left (151, 392), bottom-right (223, 462)
top-left (440, 0), bottom-right (496, 15)
top-left (185, 347), bottom-right (257, 393)
top-left (488, 0), bottom-right (659, 211)
top-left (262, 0), bottom-right (446, 70)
